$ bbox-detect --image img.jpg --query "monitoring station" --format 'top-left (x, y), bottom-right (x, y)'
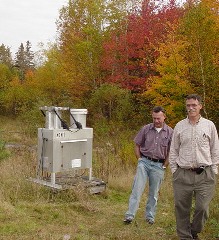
top-left (31, 106), bottom-right (105, 193)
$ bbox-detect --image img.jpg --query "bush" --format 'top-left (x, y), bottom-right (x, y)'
top-left (88, 83), bottom-right (134, 125)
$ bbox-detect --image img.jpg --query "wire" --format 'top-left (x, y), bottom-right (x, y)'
top-left (69, 110), bottom-right (82, 129)
top-left (53, 109), bottom-right (70, 130)
top-left (40, 110), bottom-right (46, 117)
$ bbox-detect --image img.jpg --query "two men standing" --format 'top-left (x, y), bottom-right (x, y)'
top-left (124, 94), bottom-right (219, 240)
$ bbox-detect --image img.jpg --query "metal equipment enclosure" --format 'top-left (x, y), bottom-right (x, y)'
top-left (32, 106), bottom-right (104, 192)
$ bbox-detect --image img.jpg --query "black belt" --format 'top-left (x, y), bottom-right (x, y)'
top-left (179, 165), bottom-right (208, 174)
top-left (141, 154), bottom-right (165, 163)
top-left (188, 166), bottom-right (206, 174)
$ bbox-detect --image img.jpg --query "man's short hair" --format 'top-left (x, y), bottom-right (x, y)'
top-left (186, 94), bottom-right (202, 104)
top-left (152, 106), bottom-right (165, 114)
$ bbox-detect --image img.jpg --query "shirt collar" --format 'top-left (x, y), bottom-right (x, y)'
top-left (186, 115), bottom-right (202, 124)
top-left (150, 123), bottom-right (167, 131)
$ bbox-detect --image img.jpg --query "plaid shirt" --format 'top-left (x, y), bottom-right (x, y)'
top-left (169, 117), bottom-right (219, 174)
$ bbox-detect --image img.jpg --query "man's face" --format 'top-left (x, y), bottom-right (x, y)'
top-left (152, 111), bottom-right (166, 128)
top-left (186, 98), bottom-right (202, 118)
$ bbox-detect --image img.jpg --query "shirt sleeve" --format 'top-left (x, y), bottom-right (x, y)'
top-left (169, 125), bottom-right (180, 174)
top-left (210, 123), bottom-right (219, 174)
top-left (134, 125), bottom-right (148, 146)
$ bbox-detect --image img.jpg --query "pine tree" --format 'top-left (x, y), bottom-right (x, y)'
top-left (0, 44), bottom-right (13, 68)
top-left (14, 41), bottom-right (35, 81)
top-left (25, 41), bottom-right (35, 70)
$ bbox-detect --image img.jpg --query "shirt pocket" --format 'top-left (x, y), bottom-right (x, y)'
top-left (161, 137), bottom-right (169, 147)
top-left (198, 130), bottom-right (210, 147)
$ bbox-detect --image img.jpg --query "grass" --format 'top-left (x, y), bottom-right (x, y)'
top-left (0, 117), bottom-right (219, 240)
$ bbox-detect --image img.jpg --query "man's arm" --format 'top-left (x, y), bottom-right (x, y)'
top-left (210, 123), bottom-right (219, 174)
top-left (163, 155), bottom-right (169, 168)
top-left (169, 128), bottom-right (180, 174)
top-left (135, 144), bottom-right (141, 159)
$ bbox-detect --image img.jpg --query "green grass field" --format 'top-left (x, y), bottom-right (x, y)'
top-left (0, 117), bottom-right (219, 240)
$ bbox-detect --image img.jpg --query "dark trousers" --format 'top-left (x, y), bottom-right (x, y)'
top-left (172, 167), bottom-right (216, 240)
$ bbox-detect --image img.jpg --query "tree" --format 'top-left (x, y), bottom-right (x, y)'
top-left (142, 30), bottom-right (193, 126)
top-left (142, 0), bottom-right (219, 127)
top-left (0, 44), bottom-right (13, 68)
top-left (0, 45), bottom-right (13, 114)
top-left (88, 83), bottom-right (134, 128)
top-left (0, 41), bottom-right (37, 115)
top-left (14, 41), bottom-right (35, 82)
top-left (57, 0), bottom-right (106, 90)
top-left (34, 45), bottom-right (73, 106)
top-left (56, 0), bottom-right (132, 103)
top-left (101, 0), bottom-right (184, 93)
top-left (180, 0), bottom-right (219, 123)
top-left (25, 41), bottom-right (35, 70)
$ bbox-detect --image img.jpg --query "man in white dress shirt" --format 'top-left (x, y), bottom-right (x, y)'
top-left (169, 94), bottom-right (219, 240)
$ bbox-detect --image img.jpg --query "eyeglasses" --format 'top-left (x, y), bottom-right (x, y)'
top-left (186, 104), bottom-right (200, 108)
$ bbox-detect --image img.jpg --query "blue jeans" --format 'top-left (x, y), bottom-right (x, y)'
top-left (125, 157), bottom-right (165, 221)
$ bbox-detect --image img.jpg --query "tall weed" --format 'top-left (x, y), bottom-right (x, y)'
top-left (0, 140), bottom-right (10, 160)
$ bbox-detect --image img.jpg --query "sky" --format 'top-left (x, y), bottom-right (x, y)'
top-left (0, 0), bottom-right (68, 55)
top-left (0, 0), bottom-right (186, 56)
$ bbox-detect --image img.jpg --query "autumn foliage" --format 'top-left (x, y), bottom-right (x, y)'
top-left (101, 0), bottom-right (184, 93)
top-left (0, 0), bottom-right (218, 129)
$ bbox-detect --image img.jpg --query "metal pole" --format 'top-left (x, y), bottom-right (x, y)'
top-left (51, 172), bottom-right (56, 185)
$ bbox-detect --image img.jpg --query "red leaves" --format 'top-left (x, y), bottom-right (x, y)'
top-left (101, 0), bottom-right (183, 93)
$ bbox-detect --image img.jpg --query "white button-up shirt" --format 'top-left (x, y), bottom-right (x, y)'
top-left (169, 117), bottom-right (219, 174)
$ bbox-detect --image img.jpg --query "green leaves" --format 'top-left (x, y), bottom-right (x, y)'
top-left (88, 83), bottom-right (134, 123)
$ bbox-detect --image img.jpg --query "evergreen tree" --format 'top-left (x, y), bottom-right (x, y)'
top-left (0, 44), bottom-right (13, 68)
top-left (14, 41), bottom-right (35, 81)
top-left (25, 40), bottom-right (35, 70)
